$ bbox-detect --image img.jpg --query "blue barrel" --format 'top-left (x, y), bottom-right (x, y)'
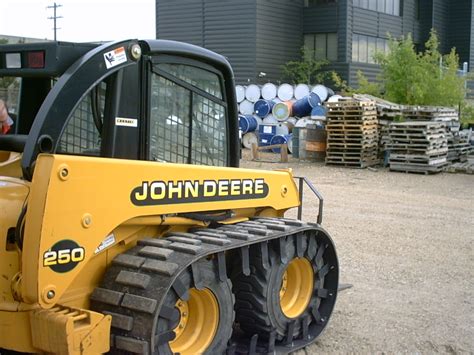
top-left (259, 124), bottom-right (277, 135)
top-left (270, 134), bottom-right (292, 153)
top-left (254, 99), bottom-right (275, 118)
top-left (310, 104), bottom-right (327, 118)
top-left (258, 133), bottom-right (275, 147)
top-left (292, 93), bottom-right (321, 117)
top-left (239, 114), bottom-right (258, 133)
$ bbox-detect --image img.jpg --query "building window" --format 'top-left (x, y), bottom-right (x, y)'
top-left (304, 33), bottom-right (338, 61)
top-left (352, 34), bottom-right (389, 63)
top-left (304, 0), bottom-right (336, 6)
top-left (354, 0), bottom-right (400, 16)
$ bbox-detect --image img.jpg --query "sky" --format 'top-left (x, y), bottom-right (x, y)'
top-left (0, 0), bottom-right (156, 42)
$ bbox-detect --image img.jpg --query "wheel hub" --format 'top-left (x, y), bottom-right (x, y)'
top-left (279, 257), bottom-right (314, 318)
top-left (170, 288), bottom-right (219, 355)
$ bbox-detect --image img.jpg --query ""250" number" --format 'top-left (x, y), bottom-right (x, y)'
top-left (43, 247), bottom-right (85, 266)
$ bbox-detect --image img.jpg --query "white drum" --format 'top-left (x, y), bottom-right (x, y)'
top-left (294, 84), bottom-right (310, 100)
top-left (242, 132), bottom-right (258, 149)
top-left (311, 84), bottom-right (328, 102)
top-left (236, 85), bottom-right (246, 103)
top-left (327, 94), bottom-right (343, 103)
top-left (239, 100), bottom-right (254, 115)
top-left (261, 83), bottom-right (277, 100)
top-left (245, 84), bottom-right (261, 103)
top-left (263, 114), bottom-right (278, 125)
top-left (277, 83), bottom-right (294, 101)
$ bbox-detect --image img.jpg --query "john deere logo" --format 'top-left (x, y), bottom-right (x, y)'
top-left (131, 178), bottom-right (269, 206)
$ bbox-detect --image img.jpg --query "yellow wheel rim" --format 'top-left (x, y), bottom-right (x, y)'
top-left (279, 257), bottom-right (314, 318)
top-left (170, 288), bottom-right (219, 355)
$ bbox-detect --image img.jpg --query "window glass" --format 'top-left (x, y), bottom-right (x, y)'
top-left (359, 36), bottom-right (368, 62)
top-left (191, 96), bottom-right (227, 166)
top-left (315, 34), bottom-right (327, 60)
top-left (368, 37), bottom-right (376, 63)
top-left (58, 83), bottom-right (104, 156)
top-left (304, 34), bottom-right (315, 60)
top-left (368, 0), bottom-right (377, 11)
top-left (376, 0), bottom-right (385, 12)
top-left (327, 33), bottom-right (338, 61)
top-left (393, 0), bottom-right (400, 16)
top-left (376, 38), bottom-right (386, 54)
top-left (386, 0), bottom-right (394, 14)
top-left (352, 34), bottom-right (359, 62)
top-left (0, 77), bottom-right (21, 116)
top-left (150, 74), bottom-right (191, 163)
top-left (149, 66), bottom-right (227, 166)
top-left (157, 63), bottom-right (222, 99)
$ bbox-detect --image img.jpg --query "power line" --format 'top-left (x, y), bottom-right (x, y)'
top-left (47, 2), bottom-right (63, 41)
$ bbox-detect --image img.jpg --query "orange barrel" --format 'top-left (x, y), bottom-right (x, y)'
top-left (272, 101), bottom-right (293, 121)
top-left (305, 123), bottom-right (327, 161)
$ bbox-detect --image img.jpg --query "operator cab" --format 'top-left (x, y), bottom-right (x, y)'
top-left (0, 39), bottom-right (239, 180)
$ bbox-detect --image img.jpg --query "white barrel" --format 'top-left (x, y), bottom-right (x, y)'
top-left (242, 132), bottom-right (258, 149)
top-left (327, 94), bottom-right (343, 103)
top-left (245, 84), bottom-right (261, 102)
top-left (294, 84), bottom-right (310, 100)
top-left (261, 83), bottom-right (277, 100)
top-left (287, 117), bottom-right (297, 126)
top-left (263, 114), bottom-right (278, 124)
top-left (236, 85), bottom-right (246, 103)
top-left (273, 97), bottom-right (282, 104)
top-left (277, 83), bottom-right (294, 101)
top-left (295, 117), bottom-right (313, 128)
top-left (239, 100), bottom-right (254, 115)
top-left (276, 124), bottom-right (289, 136)
top-left (311, 84), bottom-right (328, 102)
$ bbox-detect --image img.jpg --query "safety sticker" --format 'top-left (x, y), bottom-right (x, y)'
top-left (95, 233), bottom-right (116, 254)
top-left (104, 47), bottom-right (127, 69)
top-left (115, 117), bottom-right (138, 127)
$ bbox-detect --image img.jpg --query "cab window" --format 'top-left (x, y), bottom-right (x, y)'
top-left (149, 63), bottom-right (227, 166)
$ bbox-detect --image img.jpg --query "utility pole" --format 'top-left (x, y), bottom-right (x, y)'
top-left (47, 2), bottom-right (63, 41)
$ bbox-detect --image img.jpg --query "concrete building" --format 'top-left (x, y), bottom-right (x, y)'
top-left (156, 0), bottom-right (473, 86)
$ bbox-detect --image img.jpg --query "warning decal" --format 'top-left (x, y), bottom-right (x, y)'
top-left (104, 47), bottom-right (127, 69)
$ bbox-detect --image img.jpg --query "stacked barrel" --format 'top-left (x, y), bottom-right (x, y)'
top-left (325, 100), bottom-right (379, 168)
top-left (236, 83), bottom-right (334, 154)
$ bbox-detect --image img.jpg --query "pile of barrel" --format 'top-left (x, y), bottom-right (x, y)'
top-left (237, 83), bottom-right (340, 158)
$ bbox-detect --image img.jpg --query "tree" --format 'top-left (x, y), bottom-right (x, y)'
top-left (356, 30), bottom-right (467, 107)
top-left (281, 47), bottom-right (342, 86)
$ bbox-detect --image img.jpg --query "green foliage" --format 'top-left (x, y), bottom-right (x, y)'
top-left (460, 101), bottom-right (474, 126)
top-left (354, 30), bottom-right (467, 108)
top-left (281, 47), bottom-right (343, 87)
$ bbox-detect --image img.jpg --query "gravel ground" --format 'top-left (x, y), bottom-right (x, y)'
top-left (241, 154), bottom-right (474, 354)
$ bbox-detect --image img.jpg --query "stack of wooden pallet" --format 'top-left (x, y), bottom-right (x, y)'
top-left (402, 106), bottom-right (459, 122)
top-left (325, 100), bottom-right (379, 168)
top-left (388, 121), bottom-right (448, 174)
top-left (446, 130), bottom-right (473, 162)
top-left (353, 94), bottom-right (403, 161)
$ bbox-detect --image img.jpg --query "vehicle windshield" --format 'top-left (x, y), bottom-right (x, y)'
top-left (0, 76), bottom-right (21, 119)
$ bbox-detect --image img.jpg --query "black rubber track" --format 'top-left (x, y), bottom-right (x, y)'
top-left (89, 217), bottom-right (338, 354)
top-left (231, 229), bottom-right (338, 348)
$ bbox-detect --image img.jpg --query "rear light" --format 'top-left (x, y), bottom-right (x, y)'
top-left (5, 53), bottom-right (21, 68)
top-left (27, 51), bottom-right (45, 68)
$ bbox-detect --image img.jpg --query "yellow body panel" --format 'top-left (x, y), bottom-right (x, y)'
top-left (22, 154), bottom-right (299, 307)
top-left (0, 154), bottom-right (300, 352)
top-left (0, 151), bottom-right (22, 178)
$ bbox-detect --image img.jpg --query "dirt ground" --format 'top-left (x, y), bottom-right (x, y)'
top-left (241, 152), bottom-right (474, 354)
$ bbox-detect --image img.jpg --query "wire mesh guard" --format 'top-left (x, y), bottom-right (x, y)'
top-left (58, 85), bottom-right (104, 156)
top-left (150, 72), bottom-right (227, 166)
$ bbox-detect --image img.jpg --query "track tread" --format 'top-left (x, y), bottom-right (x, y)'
top-left (90, 218), bottom-right (338, 354)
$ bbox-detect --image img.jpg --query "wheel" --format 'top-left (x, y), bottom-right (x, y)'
top-left (232, 230), bottom-right (338, 342)
top-left (155, 258), bottom-right (234, 355)
top-left (91, 247), bottom-right (234, 355)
